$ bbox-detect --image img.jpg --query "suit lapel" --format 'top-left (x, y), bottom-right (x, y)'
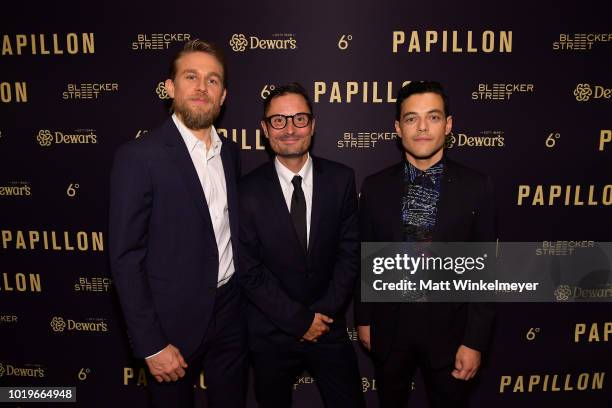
top-left (390, 162), bottom-right (404, 242)
top-left (308, 158), bottom-right (324, 255)
top-left (432, 158), bottom-right (458, 241)
top-left (162, 119), bottom-right (214, 229)
top-left (220, 138), bottom-right (239, 248)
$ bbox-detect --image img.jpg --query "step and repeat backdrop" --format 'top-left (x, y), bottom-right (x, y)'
top-left (1, 2), bottom-right (610, 407)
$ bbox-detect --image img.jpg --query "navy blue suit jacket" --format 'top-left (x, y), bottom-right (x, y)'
top-left (237, 157), bottom-right (359, 351)
top-left (354, 157), bottom-right (497, 366)
top-left (109, 118), bottom-right (241, 359)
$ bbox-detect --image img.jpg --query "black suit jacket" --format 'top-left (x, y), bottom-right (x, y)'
top-left (238, 157), bottom-right (359, 351)
top-left (354, 156), bottom-right (497, 366)
top-left (109, 118), bottom-right (241, 359)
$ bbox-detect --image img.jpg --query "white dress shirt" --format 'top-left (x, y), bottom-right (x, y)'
top-left (172, 114), bottom-right (235, 287)
top-left (274, 154), bottom-right (313, 245)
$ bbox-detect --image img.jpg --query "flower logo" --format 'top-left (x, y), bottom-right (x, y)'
top-left (573, 83), bottom-right (592, 102)
top-left (554, 285), bottom-right (572, 301)
top-left (156, 82), bottom-right (169, 100)
top-left (229, 34), bottom-right (248, 52)
top-left (50, 316), bottom-right (66, 332)
top-left (37, 130), bottom-right (53, 147)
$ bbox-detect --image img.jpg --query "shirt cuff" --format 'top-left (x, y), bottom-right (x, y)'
top-left (145, 347), bottom-right (166, 360)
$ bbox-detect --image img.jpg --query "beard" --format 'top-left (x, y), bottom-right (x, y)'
top-left (173, 95), bottom-right (221, 130)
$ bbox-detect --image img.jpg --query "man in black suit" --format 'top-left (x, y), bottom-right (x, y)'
top-left (109, 40), bottom-right (246, 408)
top-left (355, 81), bottom-right (496, 408)
top-left (238, 83), bottom-right (364, 407)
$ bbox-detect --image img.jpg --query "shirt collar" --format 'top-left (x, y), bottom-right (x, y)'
top-left (404, 155), bottom-right (445, 184)
top-left (172, 113), bottom-right (222, 155)
top-left (275, 153), bottom-right (312, 189)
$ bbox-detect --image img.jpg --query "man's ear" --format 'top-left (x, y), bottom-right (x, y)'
top-left (260, 121), bottom-right (269, 139)
top-left (395, 120), bottom-right (402, 137)
top-left (164, 79), bottom-right (175, 99)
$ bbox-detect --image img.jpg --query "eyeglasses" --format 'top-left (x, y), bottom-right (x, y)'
top-left (264, 113), bottom-right (313, 129)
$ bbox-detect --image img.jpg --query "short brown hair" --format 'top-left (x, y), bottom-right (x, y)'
top-left (168, 39), bottom-right (227, 86)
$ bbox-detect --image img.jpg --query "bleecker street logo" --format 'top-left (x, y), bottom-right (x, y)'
top-left (62, 83), bottom-right (119, 100)
top-left (37, 129), bottom-right (53, 147)
top-left (554, 285), bottom-right (572, 301)
top-left (574, 84), bottom-right (593, 102)
top-left (471, 83), bottom-right (534, 100)
top-left (156, 82), bottom-right (170, 99)
top-left (50, 316), bottom-right (66, 332)
top-left (229, 34), bottom-right (248, 52)
top-left (553, 33), bottom-right (612, 51)
top-left (0, 363), bottom-right (5, 377)
top-left (337, 131), bottom-right (398, 148)
top-left (131, 33), bottom-right (191, 51)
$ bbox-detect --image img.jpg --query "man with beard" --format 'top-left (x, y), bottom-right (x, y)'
top-left (355, 81), bottom-right (496, 408)
top-left (109, 40), bottom-right (246, 408)
top-left (238, 83), bottom-right (364, 407)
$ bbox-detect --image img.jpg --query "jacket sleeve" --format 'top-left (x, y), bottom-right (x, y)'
top-left (354, 176), bottom-right (374, 326)
top-left (109, 144), bottom-right (168, 358)
top-left (463, 174), bottom-right (498, 351)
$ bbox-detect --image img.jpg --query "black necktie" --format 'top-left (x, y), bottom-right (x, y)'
top-left (290, 175), bottom-right (308, 253)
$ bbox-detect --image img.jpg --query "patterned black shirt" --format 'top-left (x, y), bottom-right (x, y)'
top-left (401, 158), bottom-right (445, 242)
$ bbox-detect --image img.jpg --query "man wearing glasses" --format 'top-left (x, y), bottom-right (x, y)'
top-left (237, 82), bottom-right (364, 407)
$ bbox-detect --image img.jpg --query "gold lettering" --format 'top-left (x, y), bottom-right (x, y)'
top-left (467, 31), bottom-right (477, 52)
top-left (15, 230), bottom-right (26, 249)
top-left (77, 231), bottom-right (88, 250)
top-left (2, 230), bottom-right (12, 249)
top-left (66, 33), bottom-right (78, 54)
top-left (2, 35), bottom-right (13, 55)
top-left (452, 31), bottom-right (462, 52)
top-left (533, 185), bottom-right (544, 205)
top-left (482, 31), bottom-right (495, 53)
top-left (64, 231), bottom-right (74, 251)
top-left (53, 33), bottom-right (64, 55)
top-left (425, 31), bottom-right (437, 52)
top-left (408, 31), bottom-right (420, 52)
top-left (573, 185), bottom-right (584, 205)
top-left (392, 31), bottom-right (405, 53)
top-left (500, 31), bottom-right (513, 52)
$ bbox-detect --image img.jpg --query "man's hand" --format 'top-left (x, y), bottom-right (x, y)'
top-left (145, 344), bottom-right (188, 383)
top-left (302, 313), bottom-right (333, 342)
top-left (357, 325), bottom-right (371, 351)
top-left (451, 345), bottom-right (481, 380)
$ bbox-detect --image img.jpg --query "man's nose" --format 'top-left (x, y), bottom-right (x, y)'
top-left (417, 118), bottom-right (428, 131)
top-left (195, 78), bottom-right (208, 93)
top-left (285, 117), bottom-right (296, 133)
